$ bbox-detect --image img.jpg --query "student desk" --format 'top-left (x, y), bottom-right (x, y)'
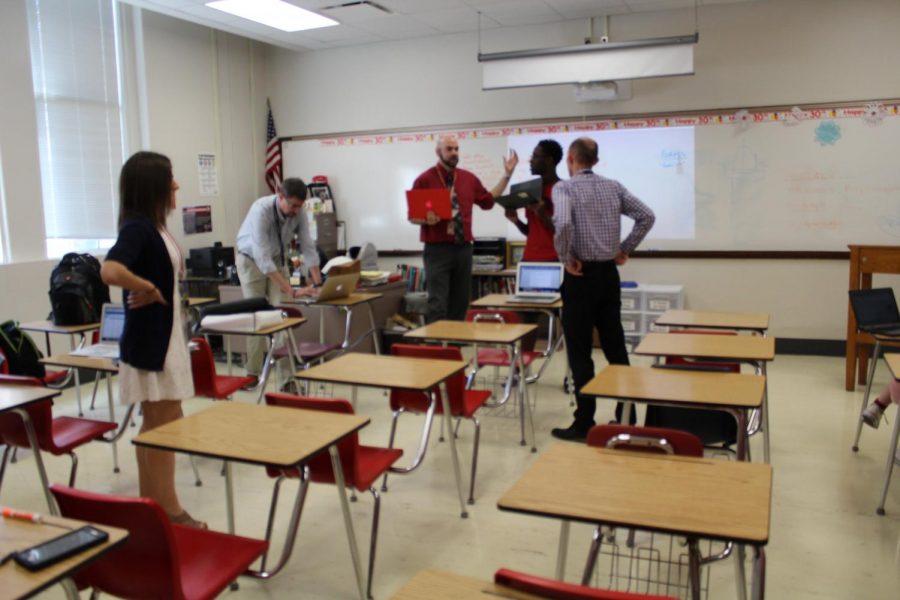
top-left (40, 355), bottom-right (130, 474)
top-left (404, 320), bottom-right (538, 451)
top-left (198, 317), bottom-right (305, 403)
top-left (391, 569), bottom-right (541, 600)
top-left (1, 514), bottom-right (128, 600)
top-left (876, 352), bottom-right (900, 515)
top-left (580, 365), bottom-right (765, 460)
top-left (654, 309), bottom-right (770, 335)
top-left (132, 401), bottom-right (371, 598)
top-left (470, 293), bottom-right (566, 384)
top-left (498, 444), bottom-right (772, 600)
top-left (186, 296), bottom-right (216, 307)
top-left (284, 292), bottom-right (383, 355)
top-left (845, 244), bottom-right (900, 390)
top-left (0, 384), bottom-right (62, 514)
top-left (18, 321), bottom-right (100, 416)
top-left (634, 333), bottom-right (776, 463)
top-left (294, 352), bottom-right (471, 518)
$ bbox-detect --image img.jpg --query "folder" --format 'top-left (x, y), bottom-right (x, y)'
top-left (406, 188), bottom-right (452, 220)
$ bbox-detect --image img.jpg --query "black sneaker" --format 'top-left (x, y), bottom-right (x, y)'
top-left (551, 422), bottom-right (594, 442)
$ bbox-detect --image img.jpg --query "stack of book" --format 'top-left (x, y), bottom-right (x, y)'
top-left (397, 264), bottom-right (425, 291)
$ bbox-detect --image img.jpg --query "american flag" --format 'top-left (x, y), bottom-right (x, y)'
top-left (265, 99), bottom-right (282, 193)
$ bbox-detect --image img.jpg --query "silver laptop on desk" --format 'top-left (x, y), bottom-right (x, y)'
top-left (293, 272), bottom-right (360, 304)
top-left (508, 262), bottom-right (563, 304)
top-left (70, 303), bottom-right (124, 358)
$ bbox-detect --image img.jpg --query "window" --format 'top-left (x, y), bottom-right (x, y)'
top-left (27, 0), bottom-right (124, 258)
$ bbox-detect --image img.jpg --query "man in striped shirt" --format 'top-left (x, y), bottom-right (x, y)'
top-left (551, 137), bottom-right (656, 441)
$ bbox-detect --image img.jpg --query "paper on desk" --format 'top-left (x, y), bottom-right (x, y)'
top-left (201, 310), bottom-right (283, 332)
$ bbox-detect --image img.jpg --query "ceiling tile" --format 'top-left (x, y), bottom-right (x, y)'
top-left (319, 2), bottom-right (394, 24)
top-left (552, 0), bottom-right (631, 19)
top-left (414, 6), bottom-right (501, 33)
top-left (378, 0), bottom-right (462, 14)
top-left (353, 14), bottom-right (442, 39)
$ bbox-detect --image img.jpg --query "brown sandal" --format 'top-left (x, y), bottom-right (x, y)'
top-left (169, 510), bottom-right (208, 530)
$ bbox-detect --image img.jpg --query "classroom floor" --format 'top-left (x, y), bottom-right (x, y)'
top-left (4, 350), bottom-right (900, 599)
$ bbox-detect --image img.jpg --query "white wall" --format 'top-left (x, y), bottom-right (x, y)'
top-left (267, 0), bottom-right (900, 341)
top-left (0, 1), bottom-right (268, 324)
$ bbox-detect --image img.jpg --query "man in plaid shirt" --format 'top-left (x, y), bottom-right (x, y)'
top-left (551, 137), bottom-right (656, 441)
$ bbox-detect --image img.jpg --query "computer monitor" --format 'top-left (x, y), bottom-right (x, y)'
top-left (189, 245), bottom-right (235, 277)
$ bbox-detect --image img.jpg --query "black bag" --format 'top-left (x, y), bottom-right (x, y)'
top-left (0, 320), bottom-right (46, 378)
top-left (49, 253), bottom-right (110, 326)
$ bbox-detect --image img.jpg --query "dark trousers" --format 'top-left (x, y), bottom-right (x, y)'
top-left (561, 261), bottom-right (632, 427)
top-left (423, 242), bottom-right (473, 322)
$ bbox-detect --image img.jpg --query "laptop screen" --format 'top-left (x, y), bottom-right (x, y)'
top-left (850, 288), bottom-right (900, 327)
top-left (100, 305), bottom-right (126, 343)
top-left (517, 263), bottom-right (562, 294)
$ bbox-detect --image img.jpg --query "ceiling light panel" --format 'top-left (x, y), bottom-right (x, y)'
top-left (205, 0), bottom-right (338, 32)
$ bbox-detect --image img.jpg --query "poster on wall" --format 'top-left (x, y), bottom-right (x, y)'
top-left (197, 153), bottom-right (218, 196)
top-left (183, 205), bottom-right (212, 235)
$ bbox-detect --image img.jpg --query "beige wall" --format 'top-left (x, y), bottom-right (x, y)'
top-left (268, 0), bottom-right (900, 341)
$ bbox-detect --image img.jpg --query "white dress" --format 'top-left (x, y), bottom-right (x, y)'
top-left (119, 229), bottom-right (193, 404)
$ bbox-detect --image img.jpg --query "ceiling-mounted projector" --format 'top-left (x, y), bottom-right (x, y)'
top-left (574, 80), bottom-right (632, 103)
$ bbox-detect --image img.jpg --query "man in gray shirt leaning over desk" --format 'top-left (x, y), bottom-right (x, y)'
top-left (235, 177), bottom-right (322, 378)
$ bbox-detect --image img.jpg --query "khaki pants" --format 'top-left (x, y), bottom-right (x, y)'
top-left (235, 253), bottom-right (285, 377)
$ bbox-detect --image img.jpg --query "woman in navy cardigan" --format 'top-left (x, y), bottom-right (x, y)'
top-left (101, 151), bottom-right (202, 528)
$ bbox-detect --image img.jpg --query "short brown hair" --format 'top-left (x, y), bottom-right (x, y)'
top-left (569, 137), bottom-right (598, 166)
top-left (118, 151), bottom-right (172, 229)
top-left (279, 178), bottom-right (308, 201)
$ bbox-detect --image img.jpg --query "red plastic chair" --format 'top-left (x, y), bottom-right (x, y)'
top-left (264, 392), bottom-right (402, 600)
top-left (189, 337), bottom-right (256, 400)
top-left (385, 344), bottom-right (492, 505)
top-left (50, 484), bottom-right (268, 600)
top-left (0, 374), bottom-right (117, 492)
top-left (494, 568), bottom-right (678, 600)
top-left (581, 424), bottom-right (705, 586)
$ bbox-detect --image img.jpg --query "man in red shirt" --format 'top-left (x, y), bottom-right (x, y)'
top-left (411, 135), bottom-right (518, 322)
top-left (504, 139), bottom-right (563, 262)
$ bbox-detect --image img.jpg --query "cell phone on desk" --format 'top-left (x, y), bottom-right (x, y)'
top-left (13, 525), bottom-right (109, 571)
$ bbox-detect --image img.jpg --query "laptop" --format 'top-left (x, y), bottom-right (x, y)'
top-left (70, 303), bottom-right (125, 358)
top-left (406, 189), bottom-right (452, 220)
top-left (294, 272), bottom-right (361, 304)
top-left (508, 262), bottom-right (563, 304)
top-left (495, 178), bottom-right (542, 210)
top-left (849, 288), bottom-right (900, 336)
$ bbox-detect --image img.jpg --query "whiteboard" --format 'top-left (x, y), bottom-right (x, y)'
top-left (283, 112), bottom-right (900, 252)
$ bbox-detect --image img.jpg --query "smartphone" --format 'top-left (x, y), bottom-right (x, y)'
top-left (13, 525), bottom-right (109, 571)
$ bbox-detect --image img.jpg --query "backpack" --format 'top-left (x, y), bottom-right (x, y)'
top-left (49, 253), bottom-right (110, 326)
top-left (0, 320), bottom-right (46, 378)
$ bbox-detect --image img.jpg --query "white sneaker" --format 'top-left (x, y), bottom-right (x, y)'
top-left (862, 402), bottom-right (885, 429)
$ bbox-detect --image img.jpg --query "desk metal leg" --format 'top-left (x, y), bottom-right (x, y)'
top-left (734, 543), bottom-right (748, 600)
top-left (70, 336), bottom-right (84, 416)
top-left (12, 408), bottom-right (57, 515)
top-left (367, 303), bottom-right (381, 355)
top-left (226, 336), bottom-right (233, 376)
top-left (224, 460), bottom-right (235, 535)
top-left (253, 467), bottom-right (310, 579)
top-left (60, 577), bottom-right (80, 599)
top-left (750, 546), bottom-right (766, 600)
top-left (253, 334), bottom-right (277, 404)
top-left (876, 411), bottom-right (900, 515)
top-left (731, 408), bottom-right (750, 462)
top-left (555, 520), bottom-right (570, 580)
top-left (330, 445), bottom-right (366, 600)
top-left (105, 373), bottom-right (119, 473)
top-left (687, 539), bottom-right (702, 600)
top-left (439, 381), bottom-right (469, 518)
top-left (854, 340), bottom-right (881, 452)
top-left (515, 343), bottom-right (537, 452)
top-left (760, 362), bottom-right (770, 463)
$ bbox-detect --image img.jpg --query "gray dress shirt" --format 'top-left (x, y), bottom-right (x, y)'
top-left (236, 195), bottom-right (319, 275)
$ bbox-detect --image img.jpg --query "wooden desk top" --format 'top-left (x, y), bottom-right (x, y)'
top-left (18, 321), bottom-right (99, 335)
top-left (404, 320), bottom-right (536, 345)
top-left (580, 365), bottom-right (764, 410)
top-left (133, 401), bottom-right (369, 467)
top-left (0, 384), bottom-right (60, 413)
top-left (1, 515), bottom-right (127, 600)
top-left (42, 354), bottom-right (119, 373)
top-left (654, 309), bottom-right (769, 332)
top-left (887, 353), bottom-right (900, 379)
top-left (200, 316), bottom-right (305, 336)
top-left (391, 569), bottom-right (540, 600)
top-left (283, 292), bottom-right (383, 307)
top-left (635, 333), bottom-right (775, 362)
top-left (471, 294), bottom-right (563, 310)
top-left (498, 444), bottom-right (772, 544)
top-left (295, 352), bottom-right (465, 391)
top-left (186, 297), bottom-right (216, 307)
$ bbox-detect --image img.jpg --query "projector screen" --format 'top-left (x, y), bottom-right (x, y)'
top-left (506, 127), bottom-right (696, 241)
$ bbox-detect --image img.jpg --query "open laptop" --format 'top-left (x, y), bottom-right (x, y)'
top-left (70, 303), bottom-right (125, 358)
top-left (294, 272), bottom-right (360, 304)
top-left (495, 178), bottom-right (542, 210)
top-left (508, 262), bottom-right (563, 304)
top-left (849, 288), bottom-right (900, 336)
